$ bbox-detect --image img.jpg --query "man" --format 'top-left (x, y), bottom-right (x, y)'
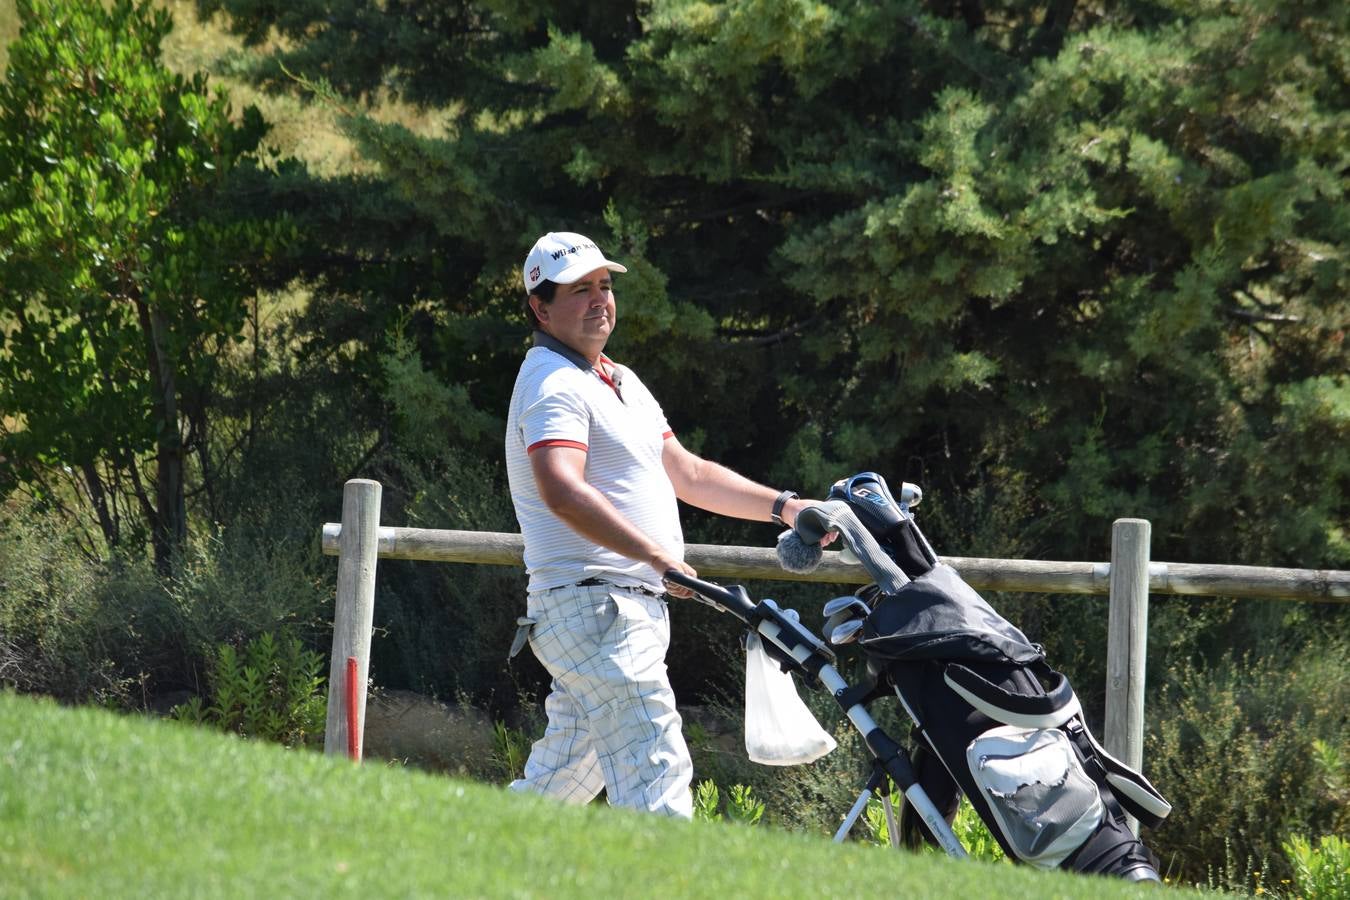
top-left (504, 231), bottom-right (819, 819)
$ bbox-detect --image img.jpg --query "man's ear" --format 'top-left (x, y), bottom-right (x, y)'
top-left (528, 294), bottom-right (549, 325)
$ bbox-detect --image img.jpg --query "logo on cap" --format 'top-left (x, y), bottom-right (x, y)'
top-left (528, 266), bottom-right (541, 284)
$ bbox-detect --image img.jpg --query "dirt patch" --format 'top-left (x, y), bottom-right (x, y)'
top-left (360, 691), bottom-right (746, 782)
top-left (362, 690), bottom-right (498, 778)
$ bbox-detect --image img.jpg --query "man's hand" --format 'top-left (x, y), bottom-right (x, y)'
top-left (652, 551), bottom-right (697, 599)
top-left (781, 497), bottom-right (840, 546)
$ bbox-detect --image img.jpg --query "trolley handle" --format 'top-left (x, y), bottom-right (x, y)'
top-left (661, 570), bottom-right (755, 621)
top-left (664, 569), bottom-right (836, 668)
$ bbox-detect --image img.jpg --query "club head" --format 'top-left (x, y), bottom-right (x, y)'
top-left (827, 619), bottom-right (864, 645)
top-left (822, 595), bottom-right (871, 618)
top-left (900, 482), bottom-right (923, 510)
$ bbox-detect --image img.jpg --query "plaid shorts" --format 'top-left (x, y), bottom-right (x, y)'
top-left (509, 581), bottom-right (693, 819)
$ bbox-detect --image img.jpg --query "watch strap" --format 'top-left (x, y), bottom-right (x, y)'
top-left (771, 490), bottom-right (799, 526)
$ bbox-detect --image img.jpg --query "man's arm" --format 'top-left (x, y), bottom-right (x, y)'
top-left (530, 444), bottom-right (697, 593)
top-left (661, 436), bottom-right (814, 528)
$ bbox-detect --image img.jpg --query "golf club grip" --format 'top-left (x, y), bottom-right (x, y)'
top-left (662, 570), bottom-right (749, 617)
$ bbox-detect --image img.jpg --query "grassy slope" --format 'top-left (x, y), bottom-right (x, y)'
top-left (0, 693), bottom-right (1179, 898)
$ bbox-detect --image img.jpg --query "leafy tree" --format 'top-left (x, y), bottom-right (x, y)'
top-left (0, 0), bottom-right (296, 571)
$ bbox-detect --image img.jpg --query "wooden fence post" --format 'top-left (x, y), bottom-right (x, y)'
top-left (324, 479), bottom-right (382, 760)
top-left (1105, 518), bottom-right (1150, 833)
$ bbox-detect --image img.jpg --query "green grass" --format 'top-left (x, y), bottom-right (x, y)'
top-left (0, 692), bottom-right (1184, 898)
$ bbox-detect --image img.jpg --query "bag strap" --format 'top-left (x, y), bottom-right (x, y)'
top-left (1071, 722), bottom-right (1173, 828)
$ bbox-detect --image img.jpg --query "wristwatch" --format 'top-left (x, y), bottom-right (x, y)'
top-left (771, 490), bottom-right (799, 526)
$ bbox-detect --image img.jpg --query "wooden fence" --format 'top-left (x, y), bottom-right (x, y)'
top-left (319, 478), bottom-right (1349, 781)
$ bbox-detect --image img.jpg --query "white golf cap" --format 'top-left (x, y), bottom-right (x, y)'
top-left (522, 231), bottom-right (627, 293)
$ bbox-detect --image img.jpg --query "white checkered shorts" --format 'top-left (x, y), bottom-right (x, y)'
top-left (508, 582), bottom-right (693, 819)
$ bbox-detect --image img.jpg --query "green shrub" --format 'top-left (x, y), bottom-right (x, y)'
top-left (1308, 738), bottom-right (1350, 839)
top-left (0, 502), bottom-right (150, 706)
top-left (1283, 834), bottom-right (1350, 900)
top-left (1148, 643), bottom-right (1350, 887)
top-left (172, 631), bottom-right (325, 748)
top-left (0, 490), bottom-right (332, 710)
top-left (692, 779), bottom-right (722, 822)
top-left (864, 794), bottom-right (1006, 864)
top-left (1197, 838), bottom-right (1270, 896)
top-left (163, 523), bottom-right (332, 665)
top-left (692, 779), bottom-right (765, 826)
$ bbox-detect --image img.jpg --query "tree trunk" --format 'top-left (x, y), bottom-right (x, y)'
top-left (80, 461), bottom-right (118, 549)
top-left (136, 296), bottom-right (186, 575)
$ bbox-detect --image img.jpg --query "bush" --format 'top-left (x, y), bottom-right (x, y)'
top-left (0, 502), bottom-right (143, 705)
top-left (1283, 834), bottom-right (1350, 900)
top-left (172, 631), bottom-right (326, 747)
top-left (1147, 642), bottom-right (1350, 887)
top-left (161, 522), bottom-right (332, 675)
top-left (0, 496), bottom-right (332, 710)
top-left (692, 779), bottom-right (765, 826)
top-left (864, 795), bottom-right (1005, 863)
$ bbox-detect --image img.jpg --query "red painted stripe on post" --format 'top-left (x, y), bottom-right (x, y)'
top-left (346, 656), bottom-right (361, 762)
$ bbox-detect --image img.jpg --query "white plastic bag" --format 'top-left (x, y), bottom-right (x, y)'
top-left (744, 626), bottom-right (837, 766)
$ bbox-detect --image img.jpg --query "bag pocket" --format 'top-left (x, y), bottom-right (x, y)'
top-left (966, 724), bottom-right (1104, 868)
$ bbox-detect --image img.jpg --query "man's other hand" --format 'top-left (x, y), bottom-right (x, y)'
top-left (654, 553), bottom-right (697, 599)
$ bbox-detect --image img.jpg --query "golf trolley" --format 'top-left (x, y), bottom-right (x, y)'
top-left (663, 472), bottom-right (1170, 882)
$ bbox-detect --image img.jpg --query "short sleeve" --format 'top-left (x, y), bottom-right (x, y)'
top-left (519, 377), bottom-right (590, 453)
top-left (625, 367), bottom-right (672, 438)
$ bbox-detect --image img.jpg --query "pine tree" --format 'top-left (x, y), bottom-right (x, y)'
top-left (200, 0), bottom-right (1346, 569)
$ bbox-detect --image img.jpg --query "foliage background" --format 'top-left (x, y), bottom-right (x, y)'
top-left (0, 0), bottom-right (1345, 890)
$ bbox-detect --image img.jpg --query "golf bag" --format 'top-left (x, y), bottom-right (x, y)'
top-left (820, 473), bottom-right (1171, 879)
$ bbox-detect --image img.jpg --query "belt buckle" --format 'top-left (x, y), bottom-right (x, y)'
top-left (578, 578), bottom-right (664, 599)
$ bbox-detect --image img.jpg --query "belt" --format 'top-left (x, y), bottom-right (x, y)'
top-left (508, 577), bottom-right (666, 661)
top-left (576, 577), bottom-right (666, 598)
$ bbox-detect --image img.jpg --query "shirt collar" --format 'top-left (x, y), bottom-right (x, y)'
top-left (532, 330), bottom-right (618, 376)
top-left (533, 330), bottom-right (624, 399)
top-left (533, 330), bottom-right (592, 372)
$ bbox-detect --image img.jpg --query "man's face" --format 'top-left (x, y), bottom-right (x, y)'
top-left (534, 267), bottom-right (616, 356)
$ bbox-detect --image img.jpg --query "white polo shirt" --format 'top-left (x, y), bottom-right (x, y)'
top-left (505, 333), bottom-right (683, 593)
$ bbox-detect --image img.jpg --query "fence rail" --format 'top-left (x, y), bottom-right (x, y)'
top-left (319, 523), bottom-right (1350, 600)
top-left (319, 477), bottom-right (1348, 814)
